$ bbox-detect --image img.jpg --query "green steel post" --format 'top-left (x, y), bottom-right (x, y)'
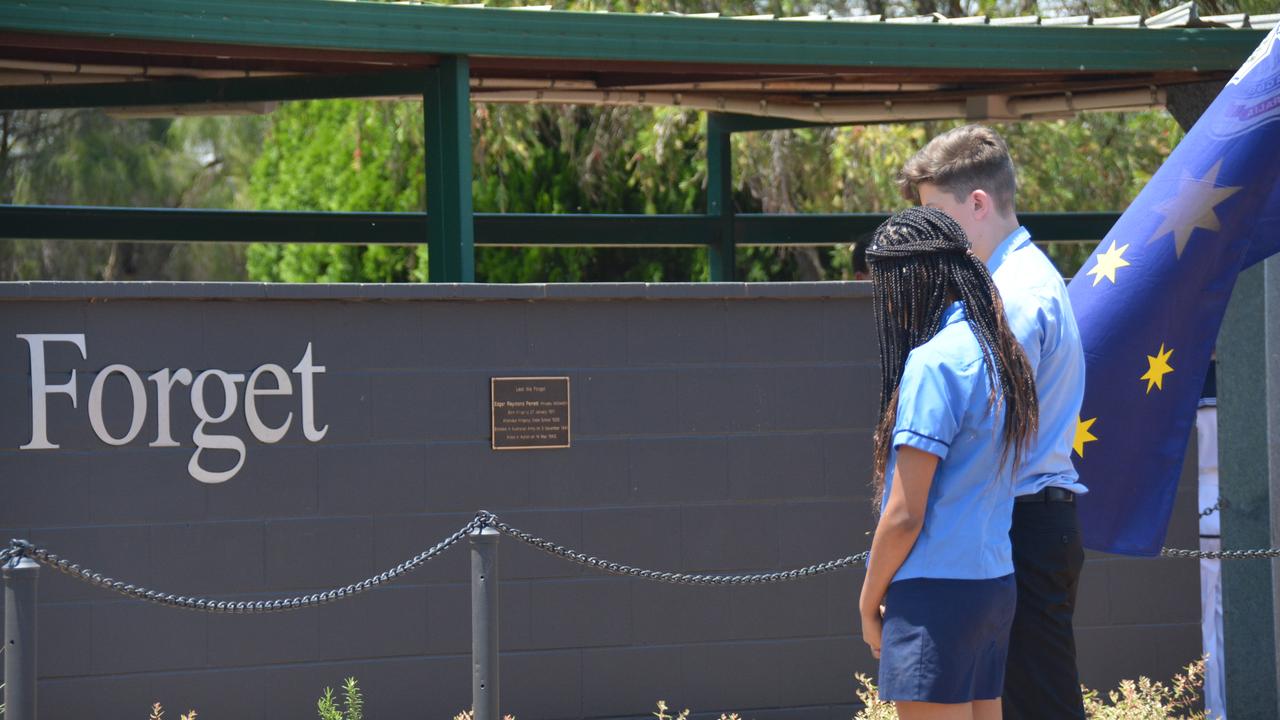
top-left (706, 114), bottom-right (735, 282)
top-left (1218, 254), bottom-right (1280, 718)
top-left (424, 56), bottom-right (475, 283)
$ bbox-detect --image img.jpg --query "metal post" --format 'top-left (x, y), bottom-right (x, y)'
top-left (706, 113), bottom-right (736, 282)
top-left (424, 55), bottom-right (475, 283)
top-left (470, 526), bottom-right (499, 720)
top-left (1269, 254), bottom-right (1280, 719)
top-left (4, 555), bottom-right (39, 720)
top-left (1219, 254), bottom-right (1280, 718)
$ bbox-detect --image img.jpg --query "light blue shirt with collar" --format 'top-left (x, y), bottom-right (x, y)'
top-left (883, 301), bottom-right (1017, 581)
top-left (986, 226), bottom-right (1088, 497)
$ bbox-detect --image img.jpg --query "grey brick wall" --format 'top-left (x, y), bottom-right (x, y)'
top-left (0, 282), bottom-right (1202, 720)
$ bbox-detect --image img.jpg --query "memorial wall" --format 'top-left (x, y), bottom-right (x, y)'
top-left (0, 282), bottom-right (1201, 719)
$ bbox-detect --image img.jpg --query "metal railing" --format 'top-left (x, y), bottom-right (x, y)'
top-left (2, 510), bottom-right (1276, 720)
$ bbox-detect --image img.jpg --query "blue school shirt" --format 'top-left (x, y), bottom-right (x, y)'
top-left (986, 227), bottom-right (1088, 497)
top-left (882, 301), bottom-right (1015, 581)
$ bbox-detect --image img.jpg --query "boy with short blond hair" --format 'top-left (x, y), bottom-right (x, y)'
top-left (899, 124), bottom-right (1088, 720)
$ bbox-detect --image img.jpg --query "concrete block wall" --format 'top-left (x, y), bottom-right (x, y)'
top-left (0, 282), bottom-right (1202, 719)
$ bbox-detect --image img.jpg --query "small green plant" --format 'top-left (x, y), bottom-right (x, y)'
top-left (852, 673), bottom-right (898, 720)
top-left (653, 701), bottom-right (742, 720)
top-left (653, 700), bottom-right (690, 720)
top-left (317, 677), bottom-right (363, 720)
top-left (148, 702), bottom-right (196, 720)
top-left (138, 657), bottom-right (1207, 720)
top-left (1083, 658), bottom-right (1207, 720)
top-left (851, 659), bottom-right (1209, 720)
top-left (644, 659), bottom-right (1208, 720)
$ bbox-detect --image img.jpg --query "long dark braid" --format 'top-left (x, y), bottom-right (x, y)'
top-left (867, 206), bottom-right (1038, 502)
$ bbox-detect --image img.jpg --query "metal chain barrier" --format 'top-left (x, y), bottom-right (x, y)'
top-left (6, 509), bottom-right (1280, 610)
top-left (1162, 497), bottom-right (1280, 559)
top-left (6, 508), bottom-right (1279, 720)
top-left (1, 513), bottom-right (488, 614)
top-left (1160, 546), bottom-right (1280, 560)
top-left (478, 511), bottom-right (868, 585)
top-left (478, 511), bottom-right (1280, 572)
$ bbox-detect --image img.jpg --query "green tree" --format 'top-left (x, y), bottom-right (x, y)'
top-left (7, 0), bottom-right (1248, 283)
top-left (246, 101), bottom-right (713, 282)
top-left (245, 98), bottom-right (1184, 282)
top-left (0, 109), bottom-right (263, 280)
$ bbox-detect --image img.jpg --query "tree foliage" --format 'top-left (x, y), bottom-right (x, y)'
top-left (8, 0), bottom-right (1260, 282)
top-left (0, 110), bottom-right (261, 280)
top-left (245, 101), bottom-right (1183, 282)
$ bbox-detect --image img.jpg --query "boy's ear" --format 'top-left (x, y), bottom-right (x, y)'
top-left (971, 189), bottom-right (993, 221)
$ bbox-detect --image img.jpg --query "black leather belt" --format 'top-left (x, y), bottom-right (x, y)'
top-left (1015, 486), bottom-right (1076, 503)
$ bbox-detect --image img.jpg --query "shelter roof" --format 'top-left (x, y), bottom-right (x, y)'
top-left (0, 0), bottom-right (1272, 121)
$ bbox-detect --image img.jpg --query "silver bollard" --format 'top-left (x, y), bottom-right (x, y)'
top-left (4, 555), bottom-right (39, 720)
top-left (470, 527), bottom-right (500, 720)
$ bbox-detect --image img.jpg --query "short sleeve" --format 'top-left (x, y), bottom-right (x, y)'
top-left (891, 351), bottom-right (973, 460)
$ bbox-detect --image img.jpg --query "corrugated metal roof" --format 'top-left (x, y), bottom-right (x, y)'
top-left (384, 0), bottom-right (1278, 31)
top-left (0, 0), bottom-right (1271, 123)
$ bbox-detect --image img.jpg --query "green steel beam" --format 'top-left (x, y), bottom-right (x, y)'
top-left (735, 211), bottom-right (1119, 245)
top-left (0, 71), bottom-right (426, 111)
top-left (0, 0), bottom-right (1265, 73)
top-left (0, 206), bottom-right (712, 246)
top-left (424, 56), bottom-right (474, 283)
top-left (476, 214), bottom-right (713, 247)
top-left (706, 114), bottom-right (736, 281)
top-left (0, 206), bottom-right (420, 244)
top-left (0, 205), bottom-right (1118, 247)
top-left (735, 214), bottom-right (885, 247)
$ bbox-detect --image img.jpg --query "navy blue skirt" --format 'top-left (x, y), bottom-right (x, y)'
top-left (878, 574), bottom-right (1016, 703)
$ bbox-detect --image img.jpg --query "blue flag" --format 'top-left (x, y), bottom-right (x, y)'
top-left (1069, 26), bottom-right (1280, 556)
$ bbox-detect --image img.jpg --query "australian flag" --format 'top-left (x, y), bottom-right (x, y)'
top-left (1069, 25), bottom-right (1280, 555)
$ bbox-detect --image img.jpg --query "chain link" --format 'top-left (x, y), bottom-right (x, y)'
top-left (478, 511), bottom-right (1280, 571)
top-left (1192, 497), bottom-right (1223, 517)
top-left (3, 514), bottom-right (487, 613)
top-left (8, 510), bottom-right (1280, 610)
top-left (478, 512), bottom-right (867, 585)
top-left (1161, 546), bottom-right (1280, 560)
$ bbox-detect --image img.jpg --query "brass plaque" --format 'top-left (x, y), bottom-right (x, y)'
top-left (490, 376), bottom-right (571, 450)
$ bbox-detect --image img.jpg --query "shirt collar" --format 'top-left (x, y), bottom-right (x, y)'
top-left (985, 226), bottom-right (1031, 274)
top-left (941, 300), bottom-right (966, 327)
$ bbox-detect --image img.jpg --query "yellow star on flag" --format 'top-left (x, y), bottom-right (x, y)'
top-left (1073, 416), bottom-right (1098, 458)
top-left (1141, 343), bottom-right (1175, 393)
top-left (1086, 240), bottom-right (1132, 286)
top-left (1146, 159), bottom-right (1242, 258)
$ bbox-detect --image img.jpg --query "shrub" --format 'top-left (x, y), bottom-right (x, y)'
top-left (852, 673), bottom-right (898, 720)
top-left (652, 699), bottom-right (743, 720)
top-left (1083, 659), bottom-right (1206, 720)
top-left (851, 659), bottom-right (1208, 720)
top-left (317, 677), bottom-right (363, 720)
top-left (147, 659), bottom-right (1208, 720)
top-left (641, 660), bottom-right (1208, 720)
top-left (148, 703), bottom-right (196, 720)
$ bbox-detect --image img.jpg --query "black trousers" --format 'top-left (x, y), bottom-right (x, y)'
top-left (1002, 499), bottom-right (1087, 720)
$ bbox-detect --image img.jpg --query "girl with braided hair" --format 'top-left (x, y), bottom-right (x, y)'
top-left (857, 206), bottom-right (1039, 720)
